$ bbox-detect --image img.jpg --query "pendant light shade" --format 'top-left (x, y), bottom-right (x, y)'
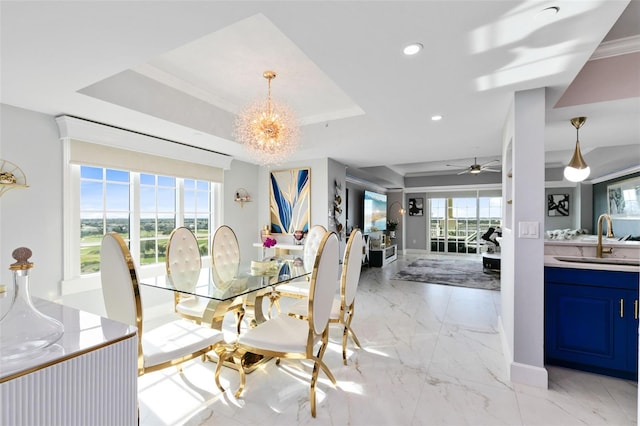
top-left (563, 117), bottom-right (590, 182)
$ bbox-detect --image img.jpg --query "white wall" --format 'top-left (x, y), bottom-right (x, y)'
top-left (500, 89), bottom-right (548, 388)
top-left (0, 104), bottom-right (63, 300)
top-left (223, 159), bottom-right (260, 269)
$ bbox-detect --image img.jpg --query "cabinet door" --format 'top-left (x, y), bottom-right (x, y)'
top-left (545, 283), bottom-right (635, 378)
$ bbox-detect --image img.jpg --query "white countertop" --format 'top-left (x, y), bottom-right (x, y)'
top-left (1, 298), bottom-right (136, 382)
top-left (544, 255), bottom-right (640, 273)
top-left (545, 235), bottom-right (640, 248)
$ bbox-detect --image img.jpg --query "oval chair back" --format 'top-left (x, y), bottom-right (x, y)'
top-left (100, 232), bottom-right (141, 329)
top-left (166, 227), bottom-right (201, 292)
top-left (212, 225), bottom-right (240, 284)
top-left (342, 229), bottom-right (364, 308)
top-left (308, 232), bottom-right (340, 337)
top-left (303, 225), bottom-right (328, 273)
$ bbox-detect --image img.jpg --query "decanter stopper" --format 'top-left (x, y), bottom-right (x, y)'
top-left (10, 247), bottom-right (34, 271)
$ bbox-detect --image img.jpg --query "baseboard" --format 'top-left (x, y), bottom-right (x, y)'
top-left (498, 315), bottom-right (548, 389)
top-left (510, 362), bottom-right (548, 389)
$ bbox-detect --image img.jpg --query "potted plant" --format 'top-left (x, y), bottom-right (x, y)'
top-left (387, 220), bottom-right (398, 238)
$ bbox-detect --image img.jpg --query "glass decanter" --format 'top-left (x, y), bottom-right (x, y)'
top-left (0, 247), bottom-right (64, 361)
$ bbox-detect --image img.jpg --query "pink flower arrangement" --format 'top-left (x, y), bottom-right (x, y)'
top-left (263, 237), bottom-right (277, 248)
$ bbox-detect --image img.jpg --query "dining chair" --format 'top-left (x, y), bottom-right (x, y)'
top-left (275, 224), bottom-right (327, 300)
top-left (166, 226), bottom-right (207, 324)
top-left (100, 232), bottom-right (230, 382)
top-left (211, 225), bottom-right (241, 284)
top-left (219, 231), bottom-right (341, 417)
top-left (288, 228), bottom-right (364, 365)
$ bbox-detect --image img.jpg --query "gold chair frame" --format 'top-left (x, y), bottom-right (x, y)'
top-left (101, 232), bottom-right (230, 385)
top-left (289, 228), bottom-right (364, 365)
top-left (218, 231), bottom-right (340, 417)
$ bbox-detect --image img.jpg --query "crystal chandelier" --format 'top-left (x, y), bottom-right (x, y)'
top-left (234, 71), bottom-right (299, 166)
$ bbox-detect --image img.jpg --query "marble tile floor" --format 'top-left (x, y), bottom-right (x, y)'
top-left (139, 253), bottom-right (637, 425)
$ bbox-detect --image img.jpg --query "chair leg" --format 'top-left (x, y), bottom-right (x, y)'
top-left (310, 361), bottom-right (320, 418)
top-left (345, 305), bottom-right (362, 347)
top-left (214, 348), bottom-right (228, 393)
top-left (235, 352), bottom-right (246, 398)
top-left (315, 338), bottom-right (337, 385)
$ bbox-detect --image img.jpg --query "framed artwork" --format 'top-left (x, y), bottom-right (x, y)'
top-left (547, 194), bottom-right (570, 216)
top-left (269, 168), bottom-right (311, 234)
top-left (608, 177), bottom-right (640, 219)
top-left (408, 197), bottom-right (423, 216)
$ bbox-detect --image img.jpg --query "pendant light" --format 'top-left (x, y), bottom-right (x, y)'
top-left (234, 71), bottom-right (299, 166)
top-left (563, 116), bottom-right (590, 182)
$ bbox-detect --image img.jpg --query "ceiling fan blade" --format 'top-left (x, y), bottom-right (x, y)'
top-left (480, 159), bottom-right (499, 167)
top-left (446, 164), bottom-right (467, 168)
top-left (482, 168), bottom-right (501, 173)
top-left (457, 169), bottom-right (470, 175)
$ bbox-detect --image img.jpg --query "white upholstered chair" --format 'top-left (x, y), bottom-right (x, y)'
top-left (211, 225), bottom-right (241, 284)
top-left (166, 227), bottom-right (207, 323)
top-left (288, 228), bottom-right (364, 364)
top-left (100, 232), bottom-right (227, 379)
top-left (219, 231), bottom-right (341, 417)
top-left (275, 224), bottom-right (327, 300)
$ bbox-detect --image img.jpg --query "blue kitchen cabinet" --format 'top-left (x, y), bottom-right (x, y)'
top-left (545, 267), bottom-right (639, 380)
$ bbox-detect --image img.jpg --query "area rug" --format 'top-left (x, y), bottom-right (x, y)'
top-left (392, 258), bottom-right (500, 291)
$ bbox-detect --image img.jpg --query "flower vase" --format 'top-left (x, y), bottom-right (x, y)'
top-left (293, 230), bottom-right (305, 245)
top-left (260, 225), bottom-right (271, 243)
top-left (0, 247), bottom-right (64, 361)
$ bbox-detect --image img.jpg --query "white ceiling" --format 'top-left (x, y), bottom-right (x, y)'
top-left (1, 1), bottom-right (639, 188)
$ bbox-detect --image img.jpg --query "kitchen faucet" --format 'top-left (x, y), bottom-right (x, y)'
top-left (596, 213), bottom-right (614, 258)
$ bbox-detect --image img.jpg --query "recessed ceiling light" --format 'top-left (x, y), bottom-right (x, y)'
top-left (403, 43), bottom-right (423, 56)
top-left (536, 6), bottom-right (559, 20)
top-left (431, 115), bottom-right (443, 121)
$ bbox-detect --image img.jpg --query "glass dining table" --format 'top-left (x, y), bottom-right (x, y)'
top-left (140, 256), bottom-right (309, 335)
top-left (140, 256), bottom-right (310, 373)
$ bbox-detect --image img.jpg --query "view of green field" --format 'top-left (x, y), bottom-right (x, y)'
top-left (80, 218), bottom-right (210, 273)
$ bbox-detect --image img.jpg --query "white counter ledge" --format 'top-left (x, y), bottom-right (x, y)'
top-left (544, 254), bottom-right (640, 273)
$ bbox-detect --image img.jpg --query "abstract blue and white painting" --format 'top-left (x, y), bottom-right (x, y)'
top-left (270, 168), bottom-right (310, 234)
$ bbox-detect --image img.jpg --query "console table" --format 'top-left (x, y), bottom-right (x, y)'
top-left (1, 298), bottom-right (138, 425)
top-left (370, 244), bottom-right (397, 267)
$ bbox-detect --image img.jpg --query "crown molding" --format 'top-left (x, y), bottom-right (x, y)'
top-left (589, 164), bottom-right (640, 184)
top-left (590, 35), bottom-right (640, 60)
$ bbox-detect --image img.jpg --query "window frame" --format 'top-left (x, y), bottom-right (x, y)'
top-left (57, 116), bottom-right (231, 295)
top-left (65, 163), bottom-right (220, 294)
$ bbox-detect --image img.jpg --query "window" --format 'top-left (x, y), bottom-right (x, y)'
top-left (58, 116), bottom-right (231, 291)
top-left (80, 167), bottom-right (130, 273)
top-left (428, 193), bottom-right (502, 254)
top-left (77, 165), bottom-right (216, 275)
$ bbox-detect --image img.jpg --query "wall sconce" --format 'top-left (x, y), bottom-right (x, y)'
top-left (389, 201), bottom-right (406, 217)
top-left (234, 188), bottom-right (252, 207)
top-left (0, 159), bottom-right (29, 197)
top-left (563, 117), bottom-right (590, 182)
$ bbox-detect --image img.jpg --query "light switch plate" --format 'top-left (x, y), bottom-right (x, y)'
top-left (518, 221), bottom-right (539, 239)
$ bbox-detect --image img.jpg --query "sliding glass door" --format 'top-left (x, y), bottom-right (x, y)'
top-left (428, 193), bottom-right (502, 254)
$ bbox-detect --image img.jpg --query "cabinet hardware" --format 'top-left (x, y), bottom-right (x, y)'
top-left (635, 300), bottom-right (638, 320)
top-left (620, 299), bottom-right (624, 318)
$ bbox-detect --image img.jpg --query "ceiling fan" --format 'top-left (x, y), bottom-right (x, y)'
top-left (446, 157), bottom-right (501, 175)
